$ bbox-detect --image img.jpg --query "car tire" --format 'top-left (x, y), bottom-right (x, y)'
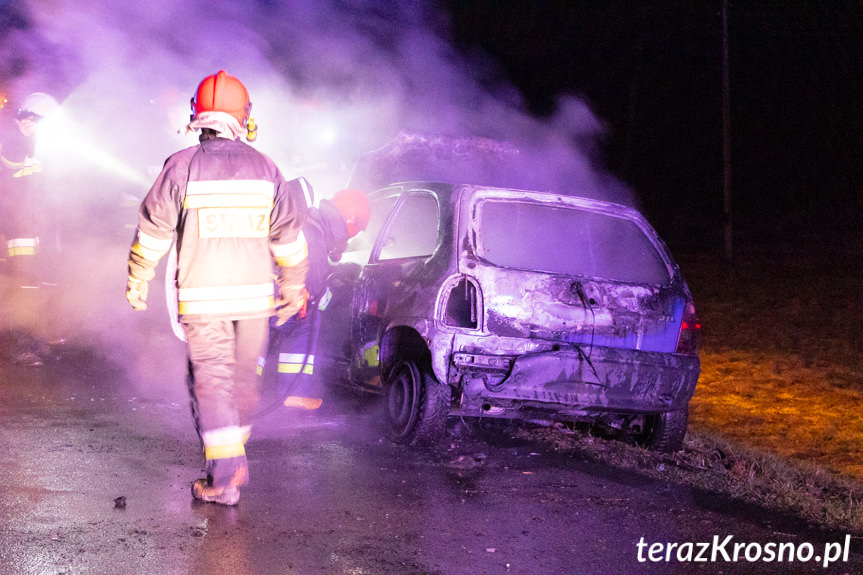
top-left (384, 359), bottom-right (449, 446)
top-left (640, 407), bottom-right (688, 453)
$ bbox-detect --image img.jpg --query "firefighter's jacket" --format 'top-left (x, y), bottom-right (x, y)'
top-left (303, 199), bottom-right (350, 303)
top-left (127, 135), bottom-right (309, 320)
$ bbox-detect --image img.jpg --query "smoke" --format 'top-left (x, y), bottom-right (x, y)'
top-left (0, 0), bottom-right (631, 398)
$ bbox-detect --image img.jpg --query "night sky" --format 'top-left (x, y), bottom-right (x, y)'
top-left (446, 1), bottom-right (863, 256)
top-left (2, 1), bottom-right (862, 258)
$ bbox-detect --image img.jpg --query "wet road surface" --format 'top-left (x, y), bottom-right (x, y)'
top-left (2, 334), bottom-right (862, 575)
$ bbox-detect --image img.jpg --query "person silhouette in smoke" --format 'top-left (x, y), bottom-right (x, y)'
top-left (0, 92), bottom-right (60, 367)
top-left (259, 188), bottom-right (369, 412)
top-left (125, 71), bottom-right (310, 506)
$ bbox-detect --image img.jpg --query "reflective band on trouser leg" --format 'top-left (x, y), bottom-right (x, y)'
top-left (271, 231), bottom-right (308, 267)
top-left (278, 353), bottom-right (315, 375)
top-left (178, 283), bottom-right (274, 316)
top-left (203, 426), bottom-right (246, 460)
top-left (202, 425), bottom-right (249, 488)
top-left (7, 237), bottom-right (38, 257)
top-left (278, 313), bottom-right (323, 409)
top-left (280, 354), bottom-right (320, 407)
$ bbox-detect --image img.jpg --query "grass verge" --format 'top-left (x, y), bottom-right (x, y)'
top-left (527, 250), bottom-right (863, 534)
top-left (516, 423), bottom-right (863, 535)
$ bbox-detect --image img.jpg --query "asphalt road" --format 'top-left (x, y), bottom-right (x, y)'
top-left (1, 331), bottom-right (862, 575)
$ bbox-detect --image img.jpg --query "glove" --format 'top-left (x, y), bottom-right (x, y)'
top-left (274, 259), bottom-right (309, 326)
top-left (274, 283), bottom-right (306, 326)
top-left (126, 276), bottom-right (149, 311)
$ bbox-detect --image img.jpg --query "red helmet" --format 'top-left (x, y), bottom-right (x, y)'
top-left (191, 71), bottom-right (251, 124)
top-left (331, 189), bottom-right (370, 238)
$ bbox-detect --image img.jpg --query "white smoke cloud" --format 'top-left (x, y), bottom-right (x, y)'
top-left (5, 0), bottom-right (628, 197)
top-left (1, 0), bottom-right (630, 398)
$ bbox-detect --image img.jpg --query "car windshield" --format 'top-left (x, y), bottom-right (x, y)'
top-left (477, 199), bottom-right (670, 285)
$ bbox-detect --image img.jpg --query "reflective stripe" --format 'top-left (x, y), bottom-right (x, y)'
top-left (179, 296), bottom-right (274, 315)
top-left (131, 230), bottom-right (172, 261)
top-left (0, 152), bottom-right (22, 170)
top-left (202, 426), bottom-right (244, 445)
top-left (278, 353), bottom-right (315, 375)
top-left (202, 426), bottom-right (246, 460)
top-left (362, 344), bottom-right (380, 368)
top-left (279, 353), bottom-right (315, 364)
top-left (7, 237), bottom-right (39, 257)
top-left (205, 443), bottom-right (246, 460)
top-left (186, 194), bottom-right (273, 208)
top-left (2, 154), bottom-right (40, 177)
top-left (297, 177), bottom-right (313, 207)
top-left (177, 282), bottom-right (274, 316)
top-left (184, 180), bottom-right (274, 209)
top-left (278, 363), bottom-right (314, 375)
top-left (317, 287), bottom-right (332, 311)
top-left (179, 282), bottom-right (273, 302)
top-left (271, 231), bottom-right (308, 267)
top-left (12, 163), bottom-right (40, 178)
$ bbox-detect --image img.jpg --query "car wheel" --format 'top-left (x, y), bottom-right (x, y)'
top-left (640, 407), bottom-right (688, 453)
top-left (385, 359), bottom-right (449, 445)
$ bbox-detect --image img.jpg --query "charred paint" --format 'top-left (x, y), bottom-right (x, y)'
top-left (346, 181), bottom-right (700, 442)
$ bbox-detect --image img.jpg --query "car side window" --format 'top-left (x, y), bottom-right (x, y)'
top-left (377, 192), bottom-right (439, 261)
top-left (477, 199), bottom-right (670, 285)
top-left (341, 191), bottom-right (402, 263)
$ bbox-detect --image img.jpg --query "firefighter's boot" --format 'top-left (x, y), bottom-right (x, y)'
top-left (284, 396), bottom-right (323, 410)
top-left (191, 479), bottom-right (240, 506)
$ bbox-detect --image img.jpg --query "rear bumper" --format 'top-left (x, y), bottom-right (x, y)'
top-left (452, 347), bottom-right (700, 418)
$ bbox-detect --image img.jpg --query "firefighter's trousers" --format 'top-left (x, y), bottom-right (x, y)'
top-left (261, 308), bottom-right (323, 409)
top-left (182, 317), bottom-right (268, 489)
top-left (1, 246), bottom-right (40, 329)
top-left (1, 235), bottom-right (62, 340)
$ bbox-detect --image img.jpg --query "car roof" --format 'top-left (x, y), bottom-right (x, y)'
top-left (349, 132), bottom-right (540, 194)
top-left (372, 181), bottom-right (644, 222)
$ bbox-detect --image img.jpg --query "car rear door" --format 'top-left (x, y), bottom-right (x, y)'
top-left (349, 189), bottom-right (442, 388)
top-left (466, 190), bottom-right (686, 353)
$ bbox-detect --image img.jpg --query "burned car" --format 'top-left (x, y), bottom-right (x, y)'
top-left (336, 180), bottom-right (701, 452)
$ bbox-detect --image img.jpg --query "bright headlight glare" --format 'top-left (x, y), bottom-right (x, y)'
top-left (35, 107), bottom-right (150, 188)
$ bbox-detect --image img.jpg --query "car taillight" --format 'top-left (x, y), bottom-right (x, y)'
top-left (443, 276), bottom-right (479, 329)
top-left (676, 301), bottom-right (701, 355)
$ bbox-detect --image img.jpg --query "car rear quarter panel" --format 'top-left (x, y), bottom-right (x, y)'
top-left (447, 187), bottom-right (700, 415)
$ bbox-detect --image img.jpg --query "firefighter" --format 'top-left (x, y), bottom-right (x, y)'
top-left (126, 71), bottom-right (310, 506)
top-left (0, 92), bottom-right (59, 366)
top-left (260, 188), bottom-right (369, 411)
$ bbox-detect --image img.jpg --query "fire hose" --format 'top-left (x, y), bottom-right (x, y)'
top-left (249, 294), bottom-right (323, 421)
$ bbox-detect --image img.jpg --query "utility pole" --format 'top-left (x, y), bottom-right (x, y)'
top-left (722, 0), bottom-right (733, 260)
